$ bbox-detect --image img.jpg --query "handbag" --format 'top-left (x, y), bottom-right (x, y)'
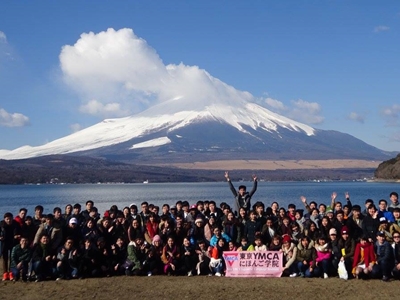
top-left (338, 260), bottom-right (348, 280)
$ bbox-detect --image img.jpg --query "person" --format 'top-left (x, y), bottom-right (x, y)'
top-left (378, 199), bottom-right (395, 223)
top-left (346, 205), bottom-right (364, 241)
top-left (244, 210), bottom-right (262, 244)
top-left (281, 235), bottom-right (297, 277)
top-left (111, 236), bottom-right (130, 275)
top-left (34, 214), bottom-right (63, 252)
top-left (128, 218), bottom-right (143, 243)
top-left (372, 231), bottom-right (395, 281)
top-left (362, 204), bottom-right (380, 243)
top-left (389, 192), bottom-right (400, 212)
top-left (352, 235), bottom-right (376, 279)
top-left (81, 200), bottom-right (94, 221)
top-left (2, 212), bottom-right (19, 281)
top-left (254, 235), bottom-right (267, 251)
top-left (391, 231), bottom-right (400, 279)
top-left (209, 238), bottom-right (226, 276)
top-left (195, 239), bottom-right (211, 275)
top-left (81, 218), bottom-right (100, 243)
top-left (144, 212), bottom-right (159, 244)
top-left (55, 237), bottom-right (79, 280)
top-left (209, 227), bottom-right (231, 247)
top-left (222, 211), bottom-right (241, 245)
top-left (314, 235), bottom-right (332, 278)
top-left (32, 205), bottom-right (45, 229)
top-left (225, 171), bottom-right (257, 215)
top-left (31, 234), bottom-right (55, 282)
top-left (161, 236), bottom-right (180, 275)
top-left (126, 235), bottom-right (146, 276)
top-left (269, 235), bottom-right (282, 251)
top-left (77, 238), bottom-right (99, 278)
top-left (304, 221), bottom-right (319, 243)
top-left (261, 217), bottom-right (276, 246)
top-left (63, 204), bottom-right (73, 220)
top-left (338, 226), bottom-right (355, 278)
top-left (179, 237), bottom-right (196, 276)
top-left (237, 236), bottom-right (255, 251)
top-left (296, 236), bottom-right (317, 278)
top-left (10, 236), bottom-right (31, 281)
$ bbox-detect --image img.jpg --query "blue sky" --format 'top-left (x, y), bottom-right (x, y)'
top-left (0, 1), bottom-right (399, 152)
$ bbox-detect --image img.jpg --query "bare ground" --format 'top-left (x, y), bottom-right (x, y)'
top-left (150, 159), bottom-right (381, 170)
top-left (1, 274), bottom-right (399, 300)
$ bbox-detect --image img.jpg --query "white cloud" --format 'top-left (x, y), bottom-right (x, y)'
top-left (59, 28), bottom-right (253, 117)
top-left (373, 25), bottom-right (390, 33)
top-left (0, 108), bottom-right (29, 127)
top-left (348, 112), bottom-right (365, 123)
top-left (79, 99), bottom-right (128, 117)
top-left (381, 104), bottom-right (400, 126)
top-left (70, 123), bottom-right (83, 133)
top-left (59, 28), bottom-right (324, 127)
top-left (0, 31), bottom-right (6, 42)
top-left (264, 97), bottom-right (287, 111)
top-left (287, 99), bottom-right (324, 125)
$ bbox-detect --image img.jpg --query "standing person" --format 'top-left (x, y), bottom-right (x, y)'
top-left (338, 226), bottom-right (355, 277)
top-left (225, 171), bottom-right (257, 215)
top-left (63, 204), bottom-right (73, 221)
top-left (1, 212), bottom-right (18, 281)
top-left (389, 192), bottom-right (400, 212)
top-left (362, 204), bottom-right (380, 243)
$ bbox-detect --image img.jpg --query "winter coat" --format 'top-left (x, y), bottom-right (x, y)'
top-left (282, 242), bottom-right (297, 268)
top-left (297, 241), bottom-right (317, 266)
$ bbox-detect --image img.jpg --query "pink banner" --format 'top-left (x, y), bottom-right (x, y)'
top-left (223, 251), bottom-right (283, 277)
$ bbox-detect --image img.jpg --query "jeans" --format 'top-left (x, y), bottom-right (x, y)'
top-left (32, 260), bottom-right (54, 280)
top-left (296, 261), bottom-right (318, 278)
top-left (11, 261), bottom-right (29, 280)
top-left (316, 259), bottom-right (330, 276)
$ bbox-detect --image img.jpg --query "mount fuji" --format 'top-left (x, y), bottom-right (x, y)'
top-left (0, 94), bottom-right (393, 163)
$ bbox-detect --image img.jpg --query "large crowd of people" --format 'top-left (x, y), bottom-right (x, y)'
top-left (1, 172), bottom-right (400, 282)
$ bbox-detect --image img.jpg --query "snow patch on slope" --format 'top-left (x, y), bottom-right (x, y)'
top-left (130, 137), bottom-right (171, 149)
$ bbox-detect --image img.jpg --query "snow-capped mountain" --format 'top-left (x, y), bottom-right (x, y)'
top-left (0, 97), bottom-right (392, 162)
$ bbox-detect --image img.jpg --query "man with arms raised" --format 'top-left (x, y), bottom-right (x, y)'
top-left (225, 171), bottom-right (257, 216)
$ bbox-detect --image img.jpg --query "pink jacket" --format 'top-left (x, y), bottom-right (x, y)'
top-left (315, 244), bottom-right (332, 262)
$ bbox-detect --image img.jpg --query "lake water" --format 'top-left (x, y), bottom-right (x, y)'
top-left (0, 181), bottom-right (399, 216)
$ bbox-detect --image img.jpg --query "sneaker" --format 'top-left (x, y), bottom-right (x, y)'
top-left (56, 277), bottom-right (63, 281)
top-left (187, 271), bottom-right (192, 277)
top-left (2, 272), bottom-right (9, 281)
top-left (208, 273), bottom-right (213, 276)
top-left (215, 272), bottom-right (222, 277)
top-left (299, 272), bottom-right (305, 278)
top-left (324, 273), bottom-right (328, 279)
top-left (289, 273), bottom-right (298, 278)
top-left (382, 275), bottom-right (389, 282)
top-left (8, 272), bottom-right (14, 281)
top-left (147, 272), bottom-right (152, 277)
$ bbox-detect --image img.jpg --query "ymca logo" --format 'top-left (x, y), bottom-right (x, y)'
top-left (223, 253), bottom-right (239, 266)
